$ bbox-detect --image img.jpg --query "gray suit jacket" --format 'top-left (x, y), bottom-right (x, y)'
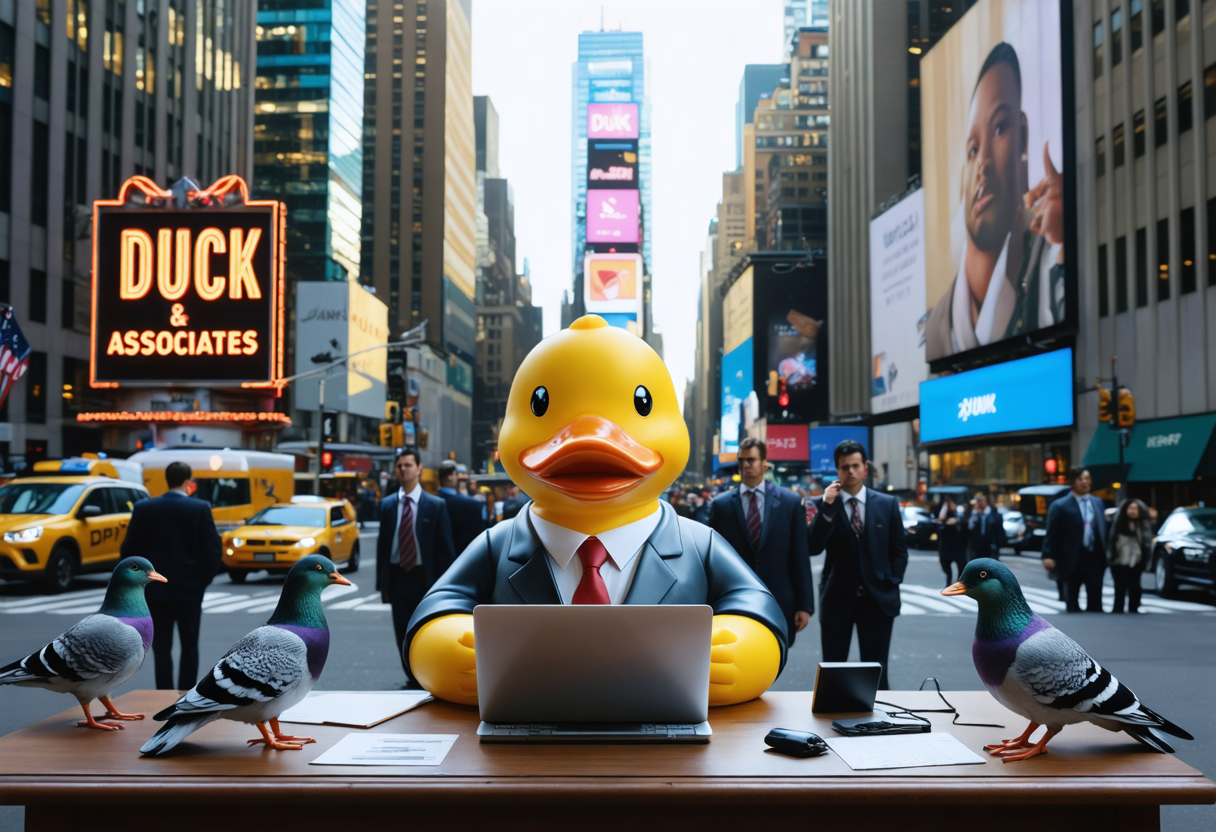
top-left (404, 501), bottom-right (789, 675)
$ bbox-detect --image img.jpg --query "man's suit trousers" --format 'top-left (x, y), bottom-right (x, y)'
top-left (148, 598), bottom-right (204, 691)
top-left (819, 588), bottom-right (895, 691)
top-left (389, 566), bottom-right (428, 678)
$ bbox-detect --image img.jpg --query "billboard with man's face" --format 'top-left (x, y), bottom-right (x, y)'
top-left (920, 0), bottom-right (1074, 364)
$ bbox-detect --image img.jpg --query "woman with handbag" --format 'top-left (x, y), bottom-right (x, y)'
top-left (1107, 498), bottom-right (1152, 613)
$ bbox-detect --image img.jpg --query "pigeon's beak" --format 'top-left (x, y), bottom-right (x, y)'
top-left (941, 582), bottom-right (967, 596)
top-left (328, 572), bottom-right (352, 586)
top-left (147, 570), bottom-right (168, 583)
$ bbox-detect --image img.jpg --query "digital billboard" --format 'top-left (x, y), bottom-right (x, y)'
top-left (809, 427), bottom-right (871, 475)
top-left (295, 282), bottom-right (389, 420)
top-left (588, 143), bottom-right (638, 188)
top-left (91, 175), bottom-right (285, 387)
top-left (586, 189), bottom-right (640, 243)
top-left (720, 338), bottom-right (753, 457)
top-left (587, 102), bottom-right (639, 139)
top-left (920, 0), bottom-right (1074, 364)
top-left (766, 424), bottom-right (809, 462)
top-left (919, 348), bottom-right (1073, 443)
top-left (757, 257), bottom-right (828, 424)
top-left (870, 188), bottom-right (928, 414)
top-left (583, 253), bottom-right (643, 318)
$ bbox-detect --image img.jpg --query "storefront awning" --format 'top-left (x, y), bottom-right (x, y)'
top-left (1082, 414), bottom-right (1216, 482)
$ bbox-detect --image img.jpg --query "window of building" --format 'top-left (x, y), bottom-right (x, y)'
top-left (32, 122), bottom-right (49, 227)
top-left (1157, 217), bottom-right (1171, 300)
top-left (1111, 9), bottom-right (1123, 66)
top-left (0, 259), bottom-right (8, 304)
top-left (1180, 206), bottom-right (1196, 294)
top-left (34, 44), bottom-right (50, 100)
top-left (1152, 0), bottom-right (1165, 35)
top-left (1178, 82), bottom-right (1193, 134)
top-left (1206, 64), bottom-right (1216, 121)
top-left (30, 270), bottom-right (47, 323)
top-left (1133, 109), bottom-right (1146, 157)
top-left (1135, 227), bottom-right (1149, 306)
top-left (25, 351), bottom-right (46, 425)
top-left (1096, 136), bottom-right (1105, 177)
top-left (1131, 0), bottom-right (1144, 52)
top-left (1176, 0), bottom-right (1190, 25)
top-left (1155, 97), bottom-right (1168, 147)
top-left (1113, 124), bottom-right (1124, 167)
top-left (1210, 197), bottom-right (1216, 287)
top-left (1115, 236), bottom-right (1128, 313)
top-left (1098, 244), bottom-right (1109, 317)
top-left (61, 278), bottom-right (76, 330)
top-left (0, 101), bottom-right (10, 215)
top-left (1093, 20), bottom-right (1103, 79)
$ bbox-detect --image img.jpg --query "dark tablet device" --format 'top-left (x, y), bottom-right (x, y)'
top-left (811, 662), bottom-right (883, 714)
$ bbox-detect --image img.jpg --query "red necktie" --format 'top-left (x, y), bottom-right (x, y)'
top-left (746, 489), bottom-right (762, 550)
top-left (398, 496), bottom-right (417, 571)
top-left (849, 497), bottom-right (862, 538)
top-left (572, 537), bottom-right (611, 605)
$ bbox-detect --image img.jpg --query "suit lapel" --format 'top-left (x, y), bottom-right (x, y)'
top-left (730, 488), bottom-right (754, 556)
top-left (506, 506), bottom-right (562, 604)
top-left (623, 503), bottom-right (681, 604)
top-left (864, 489), bottom-right (882, 541)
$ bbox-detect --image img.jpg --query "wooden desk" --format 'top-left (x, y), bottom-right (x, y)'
top-left (0, 691), bottom-right (1211, 832)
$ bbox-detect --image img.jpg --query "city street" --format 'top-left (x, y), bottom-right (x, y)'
top-left (1, 527), bottom-right (1213, 831)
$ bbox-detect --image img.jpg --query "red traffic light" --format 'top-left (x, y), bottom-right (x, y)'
top-left (777, 393), bottom-right (790, 408)
top-left (320, 451), bottom-right (334, 469)
top-left (1044, 458), bottom-right (1058, 475)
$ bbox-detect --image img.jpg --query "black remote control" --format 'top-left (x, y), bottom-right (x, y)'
top-left (764, 728), bottom-right (829, 758)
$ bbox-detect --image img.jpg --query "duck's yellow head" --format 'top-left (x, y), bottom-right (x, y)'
top-left (500, 315), bottom-right (689, 533)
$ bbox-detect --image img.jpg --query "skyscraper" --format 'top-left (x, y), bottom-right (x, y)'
top-left (570, 29), bottom-right (651, 338)
top-left (736, 64), bottom-right (786, 170)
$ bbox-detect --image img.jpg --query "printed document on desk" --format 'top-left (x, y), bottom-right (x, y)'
top-left (279, 691), bottom-right (433, 728)
top-left (310, 734), bottom-right (459, 766)
top-left (823, 732), bottom-right (987, 771)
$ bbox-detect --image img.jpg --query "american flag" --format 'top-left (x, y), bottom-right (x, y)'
top-left (0, 306), bottom-right (31, 411)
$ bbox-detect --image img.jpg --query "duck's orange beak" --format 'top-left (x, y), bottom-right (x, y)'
top-left (519, 416), bottom-right (663, 501)
top-left (942, 582), bottom-right (967, 596)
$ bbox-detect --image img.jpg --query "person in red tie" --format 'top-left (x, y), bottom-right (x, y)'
top-left (806, 440), bottom-right (908, 690)
top-left (375, 448), bottom-right (456, 686)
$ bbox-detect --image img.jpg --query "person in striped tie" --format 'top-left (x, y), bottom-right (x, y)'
top-left (375, 448), bottom-right (456, 686)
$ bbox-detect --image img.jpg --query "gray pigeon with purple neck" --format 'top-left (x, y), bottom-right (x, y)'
top-left (943, 559), bottom-right (1192, 761)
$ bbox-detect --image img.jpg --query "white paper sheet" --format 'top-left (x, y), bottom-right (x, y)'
top-left (309, 733), bottom-right (459, 766)
top-left (823, 732), bottom-right (987, 771)
top-left (279, 691), bottom-right (433, 728)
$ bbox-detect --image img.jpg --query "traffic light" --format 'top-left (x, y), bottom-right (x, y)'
top-left (1097, 381), bottom-right (1113, 423)
top-left (385, 401), bottom-right (401, 422)
top-left (1044, 458), bottom-right (1058, 476)
top-left (1117, 388), bottom-right (1136, 428)
top-left (392, 424), bottom-right (405, 447)
top-left (379, 424), bottom-right (394, 447)
top-left (767, 370), bottom-right (779, 397)
top-left (320, 450), bottom-right (334, 471)
top-left (777, 379), bottom-right (789, 409)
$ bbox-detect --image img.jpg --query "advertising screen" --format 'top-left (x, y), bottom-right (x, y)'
top-left (766, 424), bottom-right (809, 462)
top-left (919, 0), bottom-right (1073, 363)
top-left (586, 189), bottom-right (640, 243)
top-left (588, 143), bottom-right (638, 188)
top-left (295, 282), bottom-right (389, 420)
top-left (918, 347), bottom-right (1073, 443)
top-left (809, 426), bottom-right (870, 475)
top-left (587, 102), bottom-right (640, 140)
top-left (758, 259), bottom-right (828, 424)
top-left (583, 253), bottom-right (643, 317)
top-left (870, 188), bottom-right (928, 414)
top-left (720, 338), bottom-right (753, 456)
top-left (91, 176), bottom-right (285, 387)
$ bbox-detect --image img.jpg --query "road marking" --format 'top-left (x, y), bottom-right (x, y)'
top-left (0, 589), bottom-right (107, 609)
top-left (327, 592), bottom-right (381, 610)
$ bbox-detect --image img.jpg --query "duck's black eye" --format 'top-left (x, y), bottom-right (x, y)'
top-left (634, 385), bottom-right (653, 417)
top-left (531, 386), bottom-right (549, 417)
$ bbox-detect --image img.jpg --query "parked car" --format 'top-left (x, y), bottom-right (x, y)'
top-left (222, 499), bottom-right (359, 583)
top-left (901, 505), bottom-right (940, 550)
top-left (1000, 509), bottom-right (1028, 553)
top-left (1150, 507), bottom-right (1216, 599)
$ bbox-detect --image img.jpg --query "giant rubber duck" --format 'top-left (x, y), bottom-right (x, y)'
top-left (405, 315), bottom-right (788, 706)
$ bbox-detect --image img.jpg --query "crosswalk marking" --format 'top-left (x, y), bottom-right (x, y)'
top-left (4, 582), bottom-right (1212, 616)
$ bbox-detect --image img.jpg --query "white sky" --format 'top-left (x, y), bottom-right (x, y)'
top-left (471, 0), bottom-right (786, 393)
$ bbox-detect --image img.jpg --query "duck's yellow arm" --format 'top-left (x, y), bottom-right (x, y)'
top-left (708, 614), bottom-right (781, 706)
top-left (411, 612), bottom-right (781, 707)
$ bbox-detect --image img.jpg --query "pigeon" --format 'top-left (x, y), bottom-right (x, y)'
top-left (943, 559), bottom-right (1193, 762)
top-left (0, 557), bottom-right (166, 730)
top-left (139, 555), bottom-right (350, 756)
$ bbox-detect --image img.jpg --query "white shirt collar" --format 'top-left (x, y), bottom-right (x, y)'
top-left (398, 483), bottom-right (423, 503)
top-left (843, 486), bottom-right (867, 506)
top-left (739, 482), bottom-right (766, 497)
top-left (529, 505), bottom-right (662, 573)
top-left (951, 233), bottom-right (1012, 352)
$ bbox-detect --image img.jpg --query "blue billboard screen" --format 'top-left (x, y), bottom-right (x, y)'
top-left (919, 348), bottom-right (1074, 443)
top-left (809, 427), bottom-right (870, 475)
top-left (720, 338), bottom-right (753, 455)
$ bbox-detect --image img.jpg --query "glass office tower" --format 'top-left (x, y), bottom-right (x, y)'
top-left (253, 0), bottom-right (365, 285)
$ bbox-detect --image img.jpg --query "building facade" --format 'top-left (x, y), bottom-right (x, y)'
top-left (1, 0), bottom-right (256, 464)
top-left (736, 64), bottom-right (786, 170)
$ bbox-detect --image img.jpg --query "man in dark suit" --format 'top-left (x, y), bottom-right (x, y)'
top-left (1042, 467), bottom-right (1108, 613)
top-left (807, 440), bottom-right (908, 690)
top-left (376, 448), bottom-right (457, 683)
top-left (708, 437), bottom-right (813, 646)
top-left (967, 492), bottom-right (1007, 561)
top-left (436, 460), bottom-right (486, 556)
top-left (120, 461), bottom-right (222, 690)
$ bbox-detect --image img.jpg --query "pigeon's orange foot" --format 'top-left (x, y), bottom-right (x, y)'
top-left (76, 703), bottom-right (123, 730)
top-left (984, 721), bottom-right (1039, 754)
top-left (247, 721), bottom-right (306, 750)
top-left (997, 728), bottom-right (1058, 763)
top-left (98, 696), bottom-right (144, 720)
top-left (268, 718), bottom-right (315, 744)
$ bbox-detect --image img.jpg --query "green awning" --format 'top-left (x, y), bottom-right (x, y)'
top-left (1082, 413), bottom-right (1216, 482)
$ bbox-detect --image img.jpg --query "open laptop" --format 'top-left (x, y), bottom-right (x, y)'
top-left (473, 605), bottom-right (714, 743)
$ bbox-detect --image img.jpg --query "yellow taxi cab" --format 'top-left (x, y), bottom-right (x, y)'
top-left (222, 497), bottom-right (359, 583)
top-left (0, 469), bottom-right (150, 593)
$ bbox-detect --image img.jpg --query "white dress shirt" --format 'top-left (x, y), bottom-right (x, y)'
top-left (739, 483), bottom-right (766, 525)
top-left (529, 506), bottom-right (661, 605)
top-left (1073, 492), bottom-right (1095, 549)
top-left (841, 486), bottom-right (867, 526)
top-left (389, 482), bottom-right (424, 565)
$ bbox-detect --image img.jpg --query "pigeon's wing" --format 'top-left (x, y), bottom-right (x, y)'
top-left (0, 615), bottom-right (142, 686)
top-left (158, 626), bottom-right (307, 718)
top-left (1010, 627), bottom-right (1154, 724)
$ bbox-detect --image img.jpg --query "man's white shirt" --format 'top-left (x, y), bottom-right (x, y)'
top-left (841, 486), bottom-right (867, 526)
top-left (739, 483), bottom-right (766, 525)
top-left (529, 506), bottom-right (661, 604)
top-left (389, 482), bottom-right (424, 564)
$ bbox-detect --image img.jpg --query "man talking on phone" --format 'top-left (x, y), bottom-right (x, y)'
top-left (806, 441), bottom-right (908, 689)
